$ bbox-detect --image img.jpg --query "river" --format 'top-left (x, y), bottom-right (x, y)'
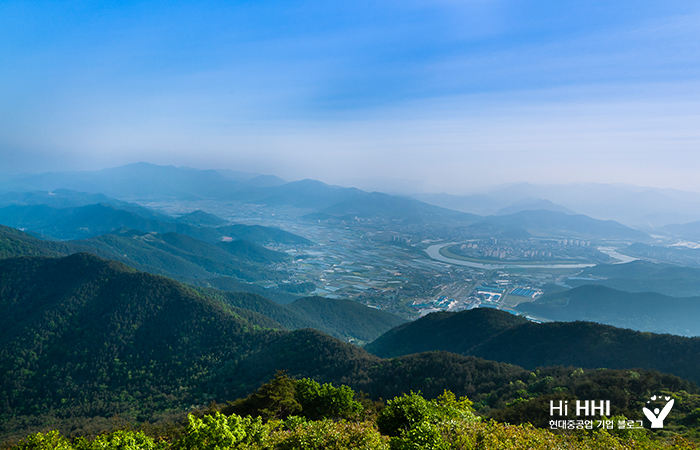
top-left (424, 243), bottom-right (599, 269)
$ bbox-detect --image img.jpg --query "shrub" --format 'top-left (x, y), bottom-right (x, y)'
top-left (74, 430), bottom-right (164, 450)
top-left (295, 378), bottom-right (363, 421)
top-left (175, 412), bottom-right (258, 450)
top-left (376, 390), bottom-right (479, 437)
top-left (270, 419), bottom-right (388, 450)
top-left (12, 431), bottom-right (73, 450)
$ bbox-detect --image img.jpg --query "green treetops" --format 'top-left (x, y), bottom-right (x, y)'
top-left (225, 372), bottom-right (364, 422)
top-left (376, 390), bottom-right (479, 437)
top-left (295, 378), bottom-right (363, 421)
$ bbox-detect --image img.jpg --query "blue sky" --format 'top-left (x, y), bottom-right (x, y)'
top-left (1, 0), bottom-right (699, 193)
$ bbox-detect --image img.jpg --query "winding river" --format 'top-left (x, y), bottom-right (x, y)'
top-left (424, 243), bottom-right (602, 269)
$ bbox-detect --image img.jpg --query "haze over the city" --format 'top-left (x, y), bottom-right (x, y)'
top-left (2, 0), bottom-right (699, 194)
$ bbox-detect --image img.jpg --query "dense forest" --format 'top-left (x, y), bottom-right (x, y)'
top-left (0, 223), bottom-right (404, 342)
top-left (3, 219), bottom-right (700, 447)
top-left (5, 374), bottom-right (700, 449)
top-left (518, 284), bottom-right (700, 336)
top-left (366, 308), bottom-right (700, 384)
top-left (0, 203), bottom-right (311, 245)
top-left (2, 252), bottom-right (700, 446)
top-left (563, 260), bottom-right (700, 297)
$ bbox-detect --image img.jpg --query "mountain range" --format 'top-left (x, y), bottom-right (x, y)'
top-left (2, 252), bottom-right (698, 442)
top-left (0, 223), bottom-right (308, 303)
top-left (564, 260), bottom-right (700, 297)
top-left (4, 163), bottom-right (700, 442)
top-left (517, 284), bottom-right (700, 336)
top-left (8, 163), bottom-right (700, 236)
top-left (366, 308), bottom-right (700, 383)
top-left (414, 182), bottom-right (700, 229)
top-left (0, 164), bottom-right (660, 239)
top-left (478, 209), bottom-right (651, 241)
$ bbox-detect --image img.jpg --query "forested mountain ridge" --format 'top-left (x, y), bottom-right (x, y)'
top-left (70, 230), bottom-right (290, 283)
top-left (518, 284), bottom-right (700, 336)
top-left (213, 291), bottom-right (406, 343)
top-left (0, 202), bottom-right (312, 245)
top-left (0, 189), bottom-right (172, 222)
top-left (0, 224), bottom-right (69, 258)
top-left (0, 224), bottom-right (303, 301)
top-left (366, 308), bottom-right (700, 384)
top-left (3, 164), bottom-right (475, 224)
top-left (0, 203), bottom-right (201, 241)
top-left (284, 297), bottom-right (406, 343)
top-left (478, 209), bottom-right (651, 241)
top-left (306, 191), bottom-right (481, 224)
top-left (564, 260), bottom-right (700, 297)
top-left (174, 209), bottom-right (228, 226)
top-left (365, 308), bottom-right (528, 357)
top-left (1, 253), bottom-right (699, 443)
top-left (0, 253), bottom-right (281, 429)
top-left (0, 226), bottom-right (404, 342)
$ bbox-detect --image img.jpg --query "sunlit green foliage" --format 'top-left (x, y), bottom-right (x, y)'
top-left (376, 390), bottom-right (479, 438)
top-left (174, 412), bottom-right (268, 450)
top-left (74, 430), bottom-right (164, 450)
top-left (367, 307), bottom-right (700, 385)
top-left (2, 252), bottom-right (700, 444)
top-left (9, 399), bottom-right (700, 450)
top-left (223, 373), bottom-right (363, 423)
top-left (267, 419), bottom-right (388, 450)
top-left (11, 431), bottom-right (72, 450)
top-left (295, 378), bottom-right (363, 421)
top-left (224, 372), bottom-right (302, 421)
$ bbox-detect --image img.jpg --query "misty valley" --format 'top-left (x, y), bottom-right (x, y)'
top-left (4, 0), bottom-right (700, 447)
top-left (3, 163), bottom-right (700, 448)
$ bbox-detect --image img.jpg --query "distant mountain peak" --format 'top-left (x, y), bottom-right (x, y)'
top-left (496, 198), bottom-right (576, 216)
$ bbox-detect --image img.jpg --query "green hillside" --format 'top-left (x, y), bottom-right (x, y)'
top-left (211, 291), bottom-right (406, 343)
top-left (216, 224), bottom-right (312, 245)
top-left (623, 242), bottom-right (700, 268)
top-left (0, 221), bottom-right (294, 285)
top-left (0, 189), bottom-right (173, 222)
top-left (0, 223), bottom-right (303, 296)
top-left (471, 320), bottom-right (700, 382)
top-left (310, 191), bottom-right (480, 224)
top-left (366, 308), bottom-right (700, 384)
top-left (190, 276), bottom-right (301, 304)
top-left (71, 231), bottom-right (289, 283)
top-left (0, 225), bottom-right (69, 258)
top-left (0, 204), bottom-right (191, 241)
top-left (566, 260), bottom-right (700, 297)
top-left (0, 203), bottom-right (311, 245)
top-left (175, 210), bottom-right (228, 227)
top-left (284, 297), bottom-right (406, 343)
top-left (1, 254), bottom-right (699, 443)
top-left (0, 226), bottom-right (400, 342)
top-left (519, 284), bottom-right (700, 336)
top-left (216, 239), bottom-right (290, 264)
top-left (365, 308), bottom-right (527, 357)
top-left (208, 327), bottom-right (699, 426)
top-left (478, 209), bottom-right (651, 241)
top-left (0, 253), bottom-right (283, 437)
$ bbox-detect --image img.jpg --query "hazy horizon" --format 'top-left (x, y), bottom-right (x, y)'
top-left (6, 161), bottom-right (700, 201)
top-left (2, 1), bottom-right (699, 194)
